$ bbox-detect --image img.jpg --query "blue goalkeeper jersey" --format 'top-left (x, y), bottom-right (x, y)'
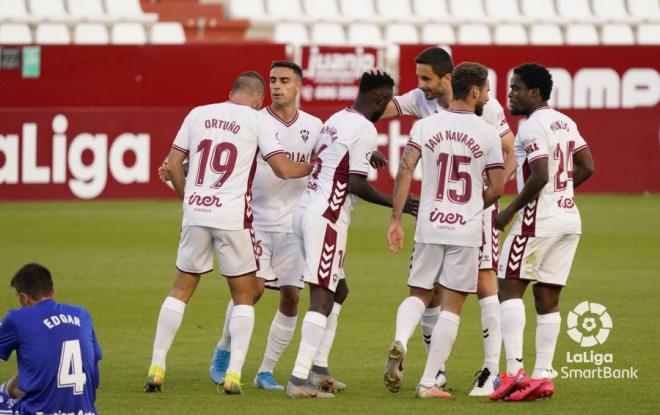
top-left (0, 299), bottom-right (101, 415)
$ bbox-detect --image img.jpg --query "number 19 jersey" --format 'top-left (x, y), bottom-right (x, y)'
top-left (407, 109), bottom-right (504, 247)
top-left (172, 102), bottom-right (283, 231)
top-left (509, 107), bottom-right (589, 237)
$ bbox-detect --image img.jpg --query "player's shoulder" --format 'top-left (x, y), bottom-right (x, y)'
top-left (297, 109), bottom-right (323, 129)
top-left (397, 87), bottom-right (423, 101)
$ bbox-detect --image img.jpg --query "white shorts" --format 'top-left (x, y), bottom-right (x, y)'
top-left (408, 243), bottom-right (480, 293)
top-left (176, 226), bottom-right (258, 277)
top-left (254, 230), bottom-right (305, 289)
top-left (498, 233), bottom-right (580, 286)
top-left (293, 208), bottom-right (347, 293)
top-left (479, 202), bottom-right (500, 271)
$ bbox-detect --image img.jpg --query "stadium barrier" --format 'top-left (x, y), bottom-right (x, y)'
top-left (0, 44), bottom-right (658, 200)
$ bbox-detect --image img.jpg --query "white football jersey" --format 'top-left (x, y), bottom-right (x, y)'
top-left (407, 109), bottom-right (504, 247)
top-left (393, 88), bottom-right (512, 137)
top-left (509, 107), bottom-right (588, 237)
top-left (297, 108), bottom-right (376, 229)
top-left (252, 107), bottom-right (323, 233)
top-left (172, 101), bottom-right (283, 230)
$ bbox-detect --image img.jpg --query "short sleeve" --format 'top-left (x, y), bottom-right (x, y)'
top-left (392, 89), bottom-right (423, 118)
top-left (519, 121), bottom-right (549, 163)
top-left (573, 123), bottom-right (589, 154)
top-left (484, 128), bottom-right (504, 170)
top-left (0, 312), bottom-right (18, 361)
top-left (482, 99), bottom-right (512, 137)
top-left (172, 109), bottom-right (194, 155)
top-left (256, 112), bottom-right (284, 161)
top-left (406, 120), bottom-right (423, 152)
top-left (348, 125), bottom-right (377, 176)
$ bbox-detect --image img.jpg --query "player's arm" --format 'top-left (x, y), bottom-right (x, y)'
top-left (348, 174), bottom-right (418, 215)
top-left (484, 167), bottom-right (505, 209)
top-left (378, 100), bottom-right (400, 120)
top-left (165, 148), bottom-right (188, 199)
top-left (266, 153), bottom-right (313, 179)
top-left (5, 374), bottom-right (24, 399)
top-left (495, 157), bottom-right (548, 230)
top-left (501, 131), bottom-right (517, 180)
top-left (572, 147), bottom-right (594, 189)
top-left (387, 145), bottom-right (421, 253)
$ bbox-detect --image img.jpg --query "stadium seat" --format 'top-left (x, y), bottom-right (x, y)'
top-left (302, 0), bottom-right (347, 23)
top-left (73, 22), bottom-right (109, 44)
top-left (273, 22), bottom-right (308, 45)
top-left (529, 23), bottom-right (563, 44)
top-left (28, 0), bottom-right (75, 23)
top-left (310, 22), bottom-right (346, 45)
top-left (601, 23), bottom-right (635, 44)
top-left (67, 0), bottom-right (117, 23)
top-left (637, 23), bottom-right (660, 44)
top-left (520, 0), bottom-right (563, 23)
top-left (226, 0), bottom-right (273, 23)
top-left (556, 0), bottom-right (603, 23)
top-left (376, 0), bottom-right (418, 23)
top-left (628, 0), bottom-right (660, 22)
top-left (339, 0), bottom-right (384, 22)
top-left (457, 23), bottom-right (492, 44)
top-left (494, 24), bottom-right (528, 44)
top-left (0, 0), bottom-right (38, 23)
top-left (412, 0), bottom-right (457, 23)
top-left (565, 23), bottom-right (600, 45)
top-left (384, 23), bottom-right (419, 44)
top-left (0, 22), bottom-right (32, 44)
top-left (592, 0), bottom-right (637, 23)
top-left (347, 23), bottom-right (383, 46)
top-left (105, 0), bottom-right (158, 24)
top-left (484, 0), bottom-right (528, 24)
top-left (150, 22), bottom-right (185, 44)
top-left (448, 0), bottom-right (495, 23)
top-left (265, 0), bottom-right (311, 23)
top-left (421, 23), bottom-right (455, 44)
top-left (35, 22), bottom-right (70, 43)
top-left (111, 21), bottom-right (147, 44)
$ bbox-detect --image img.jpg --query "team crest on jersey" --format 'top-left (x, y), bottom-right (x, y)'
top-left (300, 129), bottom-right (310, 143)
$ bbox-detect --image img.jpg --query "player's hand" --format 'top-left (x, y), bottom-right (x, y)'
top-left (369, 151), bottom-right (388, 170)
top-left (403, 196), bottom-right (419, 217)
top-left (495, 207), bottom-right (514, 230)
top-left (387, 220), bottom-right (405, 253)
top-left (158, 162), bottom-right (170, 182)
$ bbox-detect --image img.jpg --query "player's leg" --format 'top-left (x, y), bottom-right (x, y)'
top-left (215, 228), bottom-right (260, 395)
top-left (311, 278), bottom-right (348, 392)
top-left (421, 286), bottom-right (442, 353)
top-left (385, 243), bottom-right (441, 393)
top-left (145, 226), bottom-right (211, 392)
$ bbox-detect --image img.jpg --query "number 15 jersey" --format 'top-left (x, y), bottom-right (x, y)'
top-left (407, 108), bottom-right (504, 247)
top-left (172, 102), bottom-right (284, 231)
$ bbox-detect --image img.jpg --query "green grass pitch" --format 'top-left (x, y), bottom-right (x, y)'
top-left (0, 195), bottom-right (658, 414)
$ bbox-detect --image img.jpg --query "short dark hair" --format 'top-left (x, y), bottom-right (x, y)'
top-left (358, 70), bottom-right (395, 93)
top-left (451, 62), bottom-right (489, 100)
top-left (11, 263), bottom-right (54, 299)
top-left (271, 61), bottom-right (303, 79)
top-left (231, 71), bottom-right (265, 94)
top-left (415, 47), bottom-right (454, 77)
top-left (513, 63), bottom-right (553, 101)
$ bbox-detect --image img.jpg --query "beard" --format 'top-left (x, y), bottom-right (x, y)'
top-left (475, 102), bottom-right (484, 116)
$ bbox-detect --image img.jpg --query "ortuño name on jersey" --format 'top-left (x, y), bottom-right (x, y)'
top-left (42, 313), bottom-right (82, 330)
top-left (204, 118), bottom-right (241, 134)
top-left (424, 129), bottom-right (484, 158)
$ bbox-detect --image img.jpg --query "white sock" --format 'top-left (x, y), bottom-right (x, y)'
top-left (420, 311), bottom-right (460, 387)
top-left (532, 312), bottom-right (561, 379)
top-left (394, 296), bottom-right (426, 350)
top-left (226, 304), bottom-right (255, 375)
top-left (501, 298), bottom-right (525, 375)
top-left (258, 310), bottom-right (297, 373)
top-left (216, 299), bottom-right (234, 351)
top-left (313, 303), bottom-right (341, 368)
top-left (291, 311), bottom-right (327, 380)
top-left (421, 306), bottom-right (441, 354)
top-left (479, 295), bottom-right (502, 374)
top-left (150, 296), bottom-right (186, 369)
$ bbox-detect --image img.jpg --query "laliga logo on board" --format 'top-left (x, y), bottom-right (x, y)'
top-left (566, 300), bottom-right (612, 347)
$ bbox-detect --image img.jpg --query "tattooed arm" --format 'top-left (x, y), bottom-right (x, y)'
top-left (388, 145), bottom-right (421, 253)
